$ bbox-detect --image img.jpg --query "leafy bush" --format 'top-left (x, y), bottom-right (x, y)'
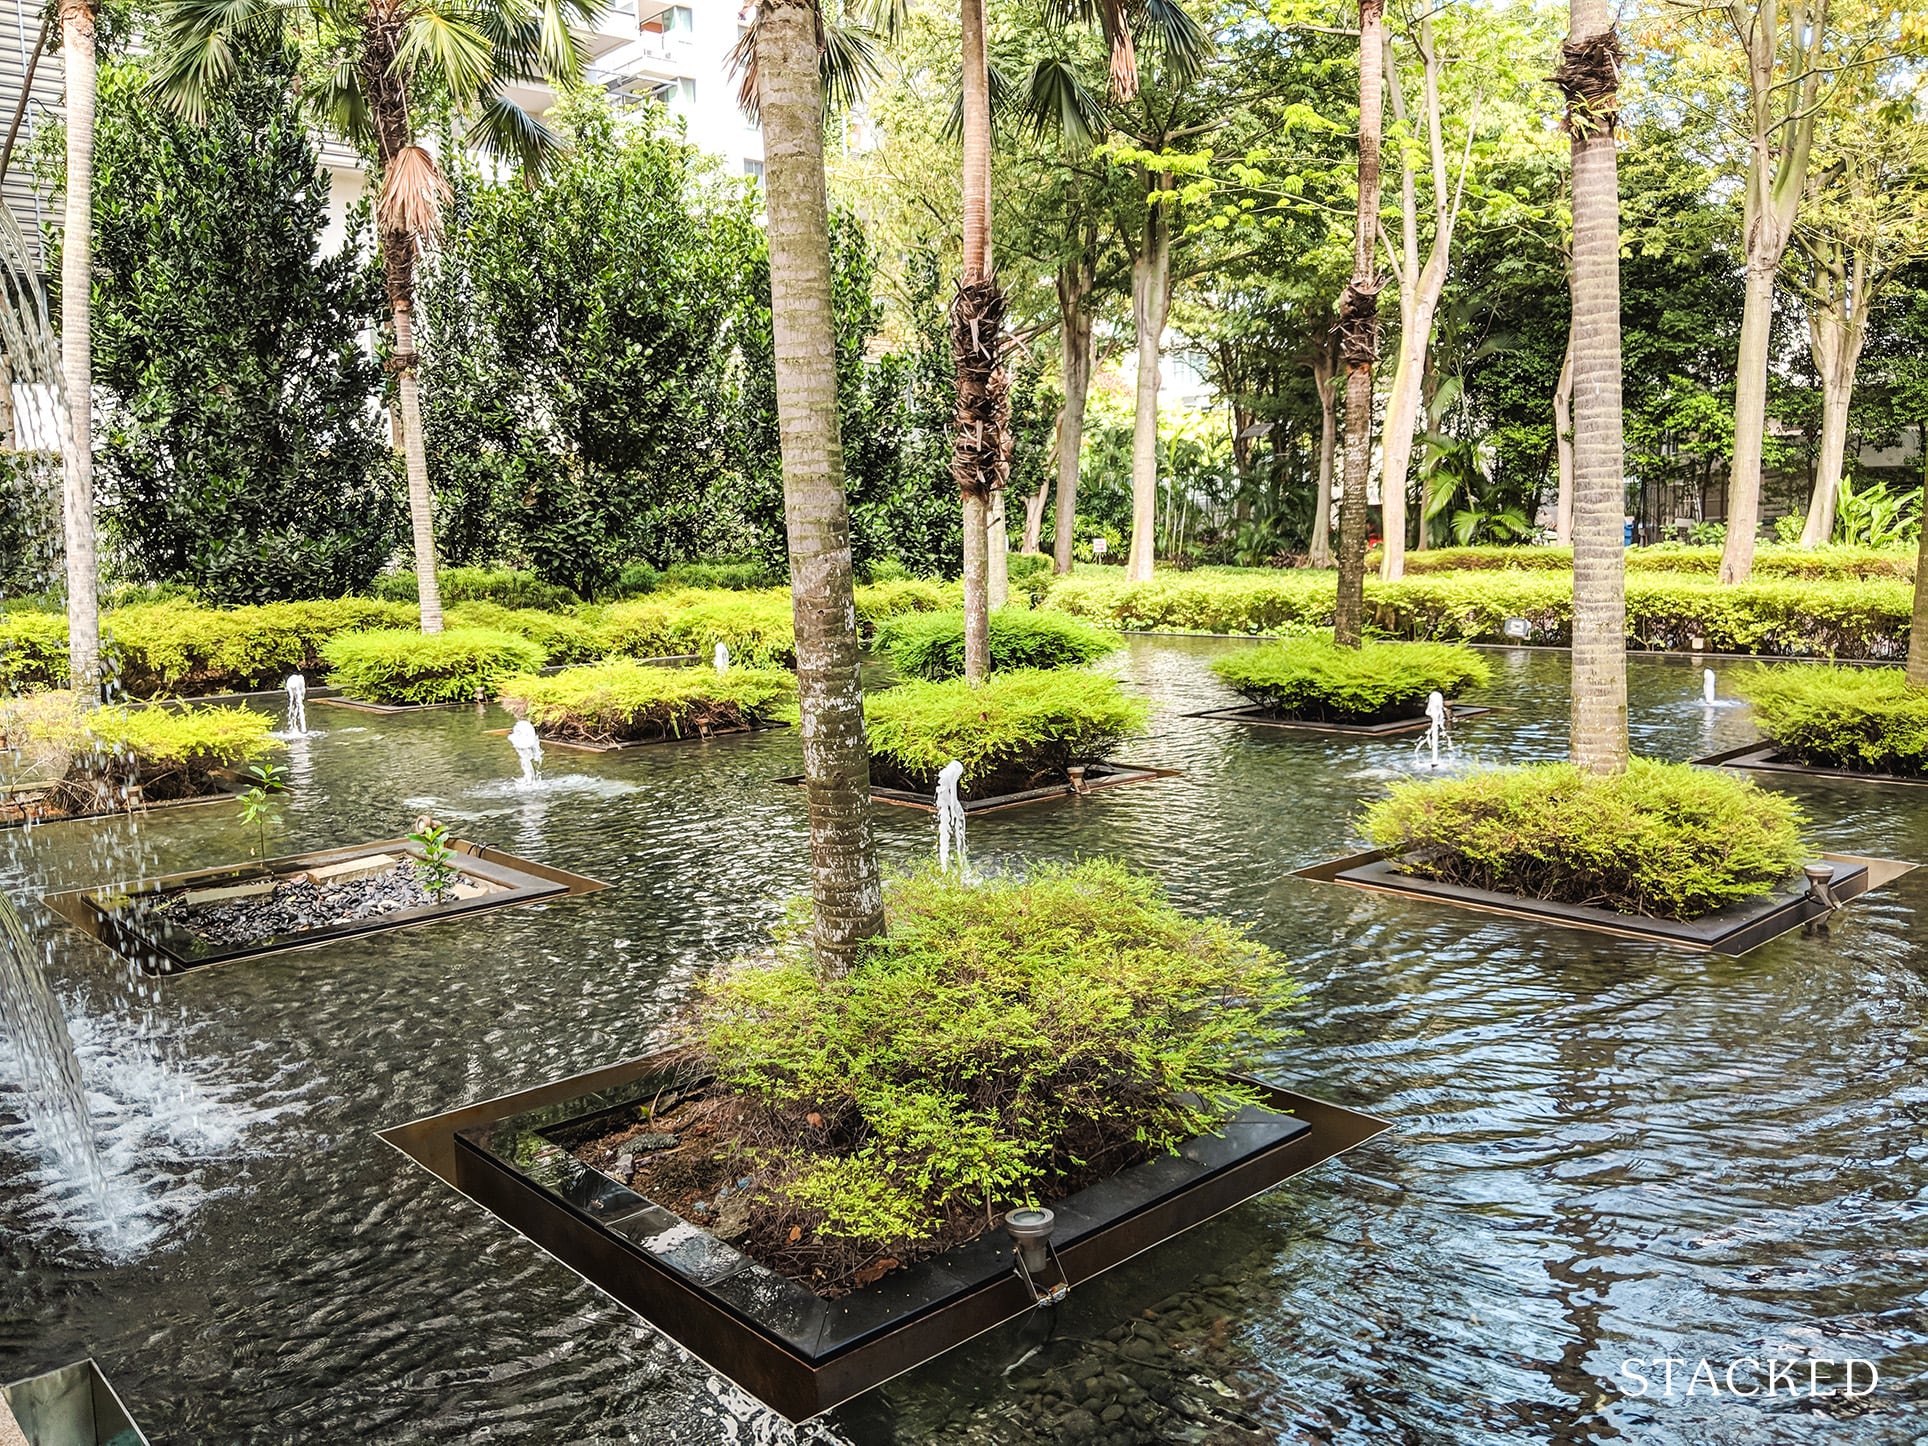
top-left (319, 627), bottom-right (546, 705)
top-left (660, 560), bottom-right (781, 591)
top-left (1008, 551), bottom-right (1056, 605)
top-left (1733, 664), bottom-right (1928, 775)
top-left (853, 578), bottom-right (958, 632)
top-left (104, 599), bottom-right (418, 696)
top-left (689, 860), bottom-right (1300, 1265)
top-left (1382, 546), bottom-right (1577, 573)
top-left (1211, 637), bottom-right (1492, 722)
top-left (865, 669), bottom-right (1148, 796)
top-left (1, 696), bottom-right (280, 809)
top-left (1361, 759), bottom-right (1808, 920)
top-left (1386, 543), bottom-right (1914, 581)
top-left (593, 589), bottom-right (797, 668)
top-left (0, 611), bottom-right (71, 692)
top-left (444, 602), bottom-right (602, 664)
top-left (372, 567), bottom-right (580, 611)
top-left (499, 660), bottom-right (793, 743)
top-left (874, 608), bottom-right (1120, 681)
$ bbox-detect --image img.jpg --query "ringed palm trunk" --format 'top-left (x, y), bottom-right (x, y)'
top-left (953, 0), bottom-right (1000, 681)
top-left (1560, 0), bottom-right (1628, 772)
top-left (1334, 0), bottom-right (1386, 647)
top-left (1909, 463), bottom-right (1928, 685)
top-left (383, 243), bottom-right (444, 633)
top-left (756, 0), bottom-right (884, 964)
top-left (1125, 174), bottom-right (1172, 583)
top-left (58, 0), bottom-right (99, 694)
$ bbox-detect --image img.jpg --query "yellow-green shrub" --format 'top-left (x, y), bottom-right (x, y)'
top-left (500, 661), bottom-right (793, 743)
top-left (104, 599), bottom-right (417, 696)
top-left (320, 627), bottom-right (546, 705)
top-left (444, 602), bottom-right (601, 664)
top-left (1733, 664), bottom-right (1928, 775)
top-left (0, 610), bottom-right (70, 692)
top-left (594, 589), bottom-right (797, 667)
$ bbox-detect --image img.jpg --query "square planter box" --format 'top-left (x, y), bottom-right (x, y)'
top-left (488, 719), bottom-right (786, 755)
top-left (775, 761), bottom-right (1181, 815)
top-left (1695, 740), bottom-right (1928, 791)
top-left (3, 1358), bottom-right (148, 1445)
top-left (1186, 703), bottom-right (1494, 737)
top-left (314, 696), bottom-right (480, 715)
top-left (1294, 848), bottom-right (1916, 956)
top-left (44, 838), bottom-right (607, 976)
top-left (379, 1052), bottom-right (1389, 1423)
top-left (1, 767), bottom-right (251, 832)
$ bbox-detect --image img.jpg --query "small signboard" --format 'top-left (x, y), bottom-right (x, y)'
top-left (1503, 617), bottom-right (1532, 639)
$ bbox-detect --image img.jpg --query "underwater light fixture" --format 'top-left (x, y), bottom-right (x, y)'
top-left (1004, 1206), bottom-right (1068, 1306)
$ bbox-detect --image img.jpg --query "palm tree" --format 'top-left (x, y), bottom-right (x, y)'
top-left (954, 0), bottom-right (1000, 681)
top-left (756, 0), bottom-right (885, 965)
top-left (152, 0), bottom-right (598, 635)
top-left (59, 0), bottom-right (100, 692)
top-left (1333, 0), bottom-right (1385, 649)
top-left (1556, 0), bottom-right (1627, 770)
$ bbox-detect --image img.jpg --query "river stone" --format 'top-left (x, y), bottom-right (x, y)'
top-left (1056, 1408), bottom-right (1099, 1439)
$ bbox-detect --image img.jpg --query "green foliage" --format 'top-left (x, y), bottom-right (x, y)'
top-left (373, 567), bottom-right (580, 611)
top-left (694, 861), bottom-right (1301, 1250)
top-left (1733, 664), bottom-right (1928, 776)
top-left (1387, 544), bottom-right (1916, 580)
top-left (1008, 552), bottom-right (1056, 605)
top-left (409, 817), bottom-right (458, 900)
top-left (1361, 759), bottom-right (1809, 920)
top-left (319, 628), bottom-right (546, 705)
top-left (853, 578), bottom-right (959, 632)
top-left (592, 590), bottom-right (797, 668)
top-left (865, 669), bottom-right (1148, 795)
top-left (1211, 638), bottom-right (1492, 722)
top-left (80, 703), bottom-right (282, 772)
top-left (103, 599), bottom-right (418, 696)
top-left (237, 760), bottom-right (287, 856)
top-left (0, 698), bottom-right (281, 810)
top-left (443, 602), bottom-right (601, 664)
top-left (0, 611), bottom-right (72, 693)
top-left (874, 608), bottom-right (1121, 681)
top-left (1833, 476), bottom-right (1921, 549)
top-left (660, 560), bottom-right (782, 591)
top-left (80, 56), bottom-right (400, 602)
top-left (499, 661), bottom-right (794, 743)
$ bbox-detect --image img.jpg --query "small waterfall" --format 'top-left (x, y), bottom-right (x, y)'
top-left (0, 891), bottom-right (115, 1219)
top-left (284, 672), bottom-right (308, 736)
top-left (935, 760), bottom-right (966, 872)
top-left (508, 719), bottom-right (544, 785)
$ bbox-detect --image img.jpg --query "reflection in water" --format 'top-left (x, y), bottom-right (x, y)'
top-left (0, 642), bottom-right (1923, 1443)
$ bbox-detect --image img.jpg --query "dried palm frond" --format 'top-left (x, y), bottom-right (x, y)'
top-left (377, 145), bottom-right (452, 240)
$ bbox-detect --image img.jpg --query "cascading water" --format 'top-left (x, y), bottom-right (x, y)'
top-left (284, 672), bottom-right (309, 736)
top-left (509, 719), bottom-right (544, 785)
top-left (935, 759), bottom-right (966, 872)
top-left (714, 642), bottom-right (730, 674)
top-left (1414, 690), bottom-right (1456, 769)
top-left (1704, 667), bottom-right (1717, 706)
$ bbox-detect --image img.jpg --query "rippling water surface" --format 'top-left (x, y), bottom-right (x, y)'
top-left (2, 642), bottom-right (1924, 1445)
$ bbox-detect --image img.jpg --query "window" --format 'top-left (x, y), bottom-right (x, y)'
top-left (649, 76), bottom-right (697, 104)
top-left (743, 159), bottom-right (764, 179)
top-left (663, 5), bottom-right (693, 32)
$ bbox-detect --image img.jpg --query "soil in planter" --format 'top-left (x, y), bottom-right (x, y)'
top-left (560, 1081), bottom-right (1151, 1297)
top-left (154, 861), bottom-right (447, 945)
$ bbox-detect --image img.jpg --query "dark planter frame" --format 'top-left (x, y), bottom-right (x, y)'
top-left (1186, 703), bottom-right (1494, 737)
top-left (315, 695), bottom-right (481, 715)
top-left (380, 1052), bottom-right (1388, 1423)
top-left (1695, 740), bottom-right (1928, 791)
top-left (3, 1358), bottom-right (149, 1445)
top-left (775, 761), bottom-right (1180, 815)
top-left (1, 766), bottom-right (251, 832)
top-left (489, 720), bottom-right (787, 755)
top-left (44, 837), bottom-right (608, 975)
top-left (1294, 848), bottom-right (1916, 956)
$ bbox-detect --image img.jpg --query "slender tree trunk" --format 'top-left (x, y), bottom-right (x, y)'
top-left (756, 0), bottom-right (883, 964)
top-left (986, 464), bottom-right (1008, 607)
top-left (952, 0), bottom-right (1002, 680)
top-left (1799, 290), bottom-right (1863, 547)
top-left (1310, 335), bottom-right (1337, 568)
top-left (1553, 332), bottom-right (1574, 544)
top-left (1021, 464), bottom-right (1049, 554)
top-left (1719, 259), bottom-right (1777, 581)
top-left (1335, 0), bottom-right (1386, 646)
top-left (1126, 174), bottom-right (1172, 583)
top-left (1560, 1), bottom-right (1627, 772)
top-left (387, 285), bottom-right (443, 632)
top-left (1910, 454), bottom-right (1928, 685)
top-left (1052, 265), bottom-right (1094, 574)
top-left (58, 0), bottom-right (99, 693)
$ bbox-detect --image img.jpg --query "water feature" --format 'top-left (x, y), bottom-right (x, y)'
top-left (715, 642), bottom-right (730, 673)
top-left (1704, 666), bottom-right (1717, 706)
top-left (1, 642), bottom-right (1923, 1443)
top-left (281, 673), bottom-right (310, 738)
top-left (507, 718), bottom-right (543, 785)
top-left (934, 758), bottom-right (966, 872)
top-left (1413, 688), bottom-right (1456, 769)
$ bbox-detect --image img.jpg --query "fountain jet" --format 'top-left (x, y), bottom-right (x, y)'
top-left (935, 759), bottom-right (966, 872)
top-left (508, 719), bottom-right (544, 785)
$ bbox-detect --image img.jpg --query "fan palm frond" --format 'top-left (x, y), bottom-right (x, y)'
top-left (1022, 56), bottom-right (1105, 149)
top-left (377, 143), bottom-right (453, 239)
top-left (395, 6), bottom-right (496, 102)
top-left (731, 11), bottom-right (881, 123)
top-left (469, 92), bottom-right (560, 175)
top-left (149, 0), bottom-right (294, 122)
top-left (942, 59), bottom-right (1020, 143)
top-left (1137, 0), bottom-right (1210, 81)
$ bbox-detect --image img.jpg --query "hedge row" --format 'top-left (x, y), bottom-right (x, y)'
top-left (1373, 544), bottom-right (1915, 580)
top-left (1041, 572), bottom-right (1916, 660)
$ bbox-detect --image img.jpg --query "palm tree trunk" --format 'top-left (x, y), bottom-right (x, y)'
top-left (953, 0), bottom-right (1001, 681)
top-left (1552, 333), bottom-right (1574, 544)
top-left (386, 277), bottom-right (444, 633)
top-left (1309, 335), bottom-right (1337, 568)
top-left (1909, 456), bottom-right (1928, 685)
top-left (1559, 2), bottom-right (1627, 772)
top-left (1125, 173), bottom-right (1172, 583)
top-left (58, 0), bottom-right (99, 694)
top-left (756, 0), bottom-right (883, 964)
top-left (1334, 0), bottom-right (1386, 647)
top-left (1052, 264), bottom-right (1094, 574)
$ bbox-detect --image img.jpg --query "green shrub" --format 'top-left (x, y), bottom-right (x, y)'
top-left (594, 589), bottom-right (797, 668)
top-left (1008, 551), bottom-right (1055, 605)
top-left (874, 608), bottom-right (1121, 681)
top-left (444, 601), bottom-right (602, 664)
top-left (1361, 759), bottom-right (1808, 920)
top-left (1733, 664), bottom-right (1928, 775)
top-left (1, 696), bottom-right (280, 808)
top-left (1043, 571), bottom-right (1335, 635)
top-left (689, 860), bottom-right (1300, 1261)
top-left (659, 559), bottom-right (780, 591)
top-left (499, 660), bottom-right (793, 743)
top-left (1211, 637), bottom-right (1492, 722)
top-left (1382, 543), bottom-right (1913, 581)
top-left (853, 577), bottom-right (958, 632)
top-left (1383, 546), bottom-right (1576, 573)
top-left (319, 627), bottom-right (546, 705)
top-left (865, 669), bottom-right (1148, 796)
top-left (373, 566), bottom-right (580, 611)
top-left (0, 611), bottom-right (71, 692)
top-left (104, 598), bottom-right (418, 696)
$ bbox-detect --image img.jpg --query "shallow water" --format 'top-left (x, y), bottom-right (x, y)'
top-left (2, 641), bottom-right (1924, 1445)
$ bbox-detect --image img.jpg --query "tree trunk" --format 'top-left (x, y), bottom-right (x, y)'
top-left (1798, 287), bottom-right (1864, 547)
top-left (387, 286), bottom-right (443, 633)
top-left (1309, 335), bottom-right (1337, 568)
top-left (1021, 464), bottom-right (1049, 554)
top-left (1560, 0), bottom-right (1628, 772)
top-left (1126, 174), bottom-right (1172, 583)
top-left (1910, 453), bottom-right (1928, 685)
top-left (952, 0), bottom-right (1001, 680)
top-left (756, 0), bottom-right (883, 965)
top-left (1051, 264), bottom-right (1094, 574)
top-left (1334, 0), bottom-right (1386, 647)
top-left (1553, 332), bottom-right (1574, 544)
top-left (58, 0), bottom-right (99, 693)
top-left (986, 473), bottom-right (1008, 607)
top-left (1719, 258), bottom-right (1778, 582)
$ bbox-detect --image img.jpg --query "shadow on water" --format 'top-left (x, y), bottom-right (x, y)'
top-left (1, 643), bottom-right (1924, 1443)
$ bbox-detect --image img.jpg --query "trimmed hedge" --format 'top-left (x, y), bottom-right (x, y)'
top-left (592, 589), bottom-right (798, 668)
top-left (499, 660), bottom-right (794, 744)
top-left (104, 599), bottom-right (419, 696)
top-left (319, 627), bottom-right (546, 705)
top-left (1361, 758), bottom-right (1808, 920)
top-left (1733, 664), bottom-right (1928, 776)
top-left (0, 610), bottom-right (71, 692)
top-left (1, 696), bottom-right (280, 813)
top-left (865, 668), bottom-right (1148, 797)
top-left (853, 578), bottom-right (959, 632)
top-left (444, 601), bottom-right (602, 665)
top-left (373, 566), bottom-right (580, 611)
top-left (874, 608), bottom-right (1121, 681)
top-left (1211, 637), bottom-right (1491, 722)
top-left (1378, 544), bottom-right (1914, 580)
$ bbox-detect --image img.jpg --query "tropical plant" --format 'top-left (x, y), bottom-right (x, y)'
top-left (1834, 475), bottom-right (1921, 549)
top-left (409, 814), bottom-right (458, 898)
top-left (498, 661), bottom-right (794, 744)
top-left (237, 760), bottom-right (287, 857)
top-left (1733, 663), bottom-right (1928, 776)
top-left (872, 607), bottom-right (1119, 680)
top-left (152, 0), bottom-right (600, 633)
top-left (1211, 636), bottom-right (1491, 722)
top-left (319, 626), bottom-right (545, 705)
